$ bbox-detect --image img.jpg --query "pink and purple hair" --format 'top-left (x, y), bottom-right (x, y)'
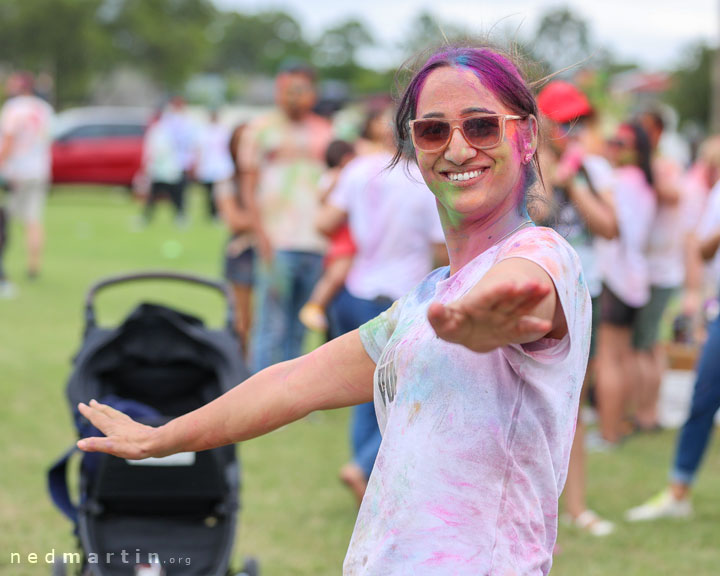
top-left (391, 44), bottom-right (541, 190)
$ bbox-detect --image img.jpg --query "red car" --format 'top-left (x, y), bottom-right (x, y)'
top-left (51, 107), bottom-right (152, 188)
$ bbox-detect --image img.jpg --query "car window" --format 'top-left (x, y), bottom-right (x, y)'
top-left (59, 123), bottom-right (146, 141)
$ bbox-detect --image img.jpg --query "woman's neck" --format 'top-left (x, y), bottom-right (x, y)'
top-left (440, 204), bottom-right (533, 275)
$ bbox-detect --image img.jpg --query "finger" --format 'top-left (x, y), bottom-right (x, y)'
top-left (77, 436), bottom-right (115, 453)
top-left (460, 281), bottom-right (520, 313)
top-left (496, 282), bottom-right (552, 316)
top-left (427, 302), bottom-right (469, 343)
top-left (516, 315), bottom-right (553, 335)
top-left (89, 399), bottom-right (129, 421)
top-left (78, 402), bottom-right (115, 434)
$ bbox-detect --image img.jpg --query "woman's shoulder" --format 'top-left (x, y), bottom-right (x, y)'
top-left (496, 226), bottom-right (582, 274)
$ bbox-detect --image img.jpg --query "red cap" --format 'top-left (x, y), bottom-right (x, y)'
top-left (537, 81), bottom-right (592, 123)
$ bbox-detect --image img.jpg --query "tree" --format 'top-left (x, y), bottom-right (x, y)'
top-left (105, 0), bottom-right (217, 90)
top-left (531, 7), bottom-right (593, 75)
top-left (313, 18), bottom-right (374, 68)
top-left (399, 11), bottom-right (468, 59)
top-left (209, 10), bottom-right (312, 76)
top-left (0, 0), bottom-right (113, 107)
top-left (664, 42), bottom-right (714, 131)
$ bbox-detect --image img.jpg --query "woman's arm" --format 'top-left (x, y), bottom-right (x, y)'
top-left (700, 228), bottom-right (720, 262)
top-left (565, 178), bottom-right (619, 239)
top-left (77, 330), bottom-right (375, 459)
top-left (427, 257), bottom-right (565, 353)
top-left (215, 180), bottom-right (252, 234)
top-left (316, 203), bottom-right (347, 236)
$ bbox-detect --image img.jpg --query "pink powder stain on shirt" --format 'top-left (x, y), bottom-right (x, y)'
top-left (420, 549), bottom-right (468, 567)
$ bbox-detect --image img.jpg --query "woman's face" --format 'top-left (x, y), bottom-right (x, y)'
top-left (607, 125), bottom-right (637, 167)
top-left (413, 66), bottom-right (535, 227)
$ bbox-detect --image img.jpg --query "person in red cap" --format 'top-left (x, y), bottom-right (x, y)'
top-left (536, 80), bottom-right (616, 536)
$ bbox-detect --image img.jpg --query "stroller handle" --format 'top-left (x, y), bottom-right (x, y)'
top-left (84, 271), bottom-right (235, 332)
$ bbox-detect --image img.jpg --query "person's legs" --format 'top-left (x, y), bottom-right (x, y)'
top-left (9, 180), bottom-right (47, 277)
top-left (671, 314), bottom-right (720, 489)
top-left (0, 204), bottom-right (8, 281)
top-left (143, 181), bottom-right (164, 223)
top-left (284, 251), bottom-right (323, 361)
top-left (204, 181), bottom-right (218, 219)
top-left (625, 312), bottom-right (720, 522)
top-left (225, 248), bottom-right (255, 360)
top-left (633, 286), bottom-right (676, 429)
top-left (169, 180), bottom-right (187, 224)
top-left (249, 251), bottom-right (291, 373)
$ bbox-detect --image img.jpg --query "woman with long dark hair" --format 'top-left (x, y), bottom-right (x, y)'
top-left (593, 121), bottom-right (657, 446)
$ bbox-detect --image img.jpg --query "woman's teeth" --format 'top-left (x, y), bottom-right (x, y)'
top-left (448, 169), bottom-right (484, 181)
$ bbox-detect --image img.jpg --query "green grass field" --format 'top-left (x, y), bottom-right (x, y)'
top-left (1, 187), bottom-right (719, 575)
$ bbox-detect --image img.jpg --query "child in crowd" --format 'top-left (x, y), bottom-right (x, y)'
top-left (298, 139), bottom-right (357, 333)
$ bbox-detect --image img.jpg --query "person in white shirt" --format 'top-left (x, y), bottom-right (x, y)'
top-left (195, 109), bottom-right (234, 220)
top-left (0, 72), bottom-right (54, 279)
top-left (594, 122), bottom-right (657, 445)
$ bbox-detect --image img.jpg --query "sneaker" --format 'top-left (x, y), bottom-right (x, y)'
top-left (625, 489), bottom-right (693, 522)
top-left (562, 509), bottom-right (615, 537)
top-left (299, 302), bottom-right (328, 332)
top-left (0, 280), bottom-right (17, 299)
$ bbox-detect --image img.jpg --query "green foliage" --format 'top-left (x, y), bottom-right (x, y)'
top-left (0, 0), bottom-right (113, 107)
top-left (104, 0), bottom-right (216, 90)
top-left (664, 42), bottom-right (714, 130)
top-left (208, 10), bottom-right (313, 76)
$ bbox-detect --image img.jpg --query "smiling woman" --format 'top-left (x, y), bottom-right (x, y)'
top-left (76, 41), bottom-right (590, 576)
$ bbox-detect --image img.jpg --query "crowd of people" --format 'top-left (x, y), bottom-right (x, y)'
top-left (3, 38), bottom-right (720, 575)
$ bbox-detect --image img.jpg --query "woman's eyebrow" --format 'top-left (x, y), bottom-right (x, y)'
top-left (461, 106), bottom-right (496, 115)
top-left (419, 106), bottom-right (496, 119)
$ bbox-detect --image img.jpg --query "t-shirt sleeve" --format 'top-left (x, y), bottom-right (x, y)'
top-left (358, 296), bottom-right (406, 364)
top-left (494, 227), bottom-right (591, 365)
top-left (698, 183), bottom-right (720, 241)
top-left (327, 160), bottom-right (358, 212)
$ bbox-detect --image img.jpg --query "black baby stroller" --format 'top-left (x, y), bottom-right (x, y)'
top-left (48, 272), bottom-right (258, 576)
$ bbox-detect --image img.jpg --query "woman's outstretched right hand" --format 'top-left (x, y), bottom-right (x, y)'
top-left (77, 399), bottom-right (159, 460)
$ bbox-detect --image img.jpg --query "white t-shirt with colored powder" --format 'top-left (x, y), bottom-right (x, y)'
top-left (0, 95), bottom-right (53, 181)
top-left (595, 165), bottom-right (657, 307)
top-left (329, 153), bottom-right (445, 301)
top-left (646, 157), bottom-right (693, 288)
top-left (345, 226), bottom-right (591, 576)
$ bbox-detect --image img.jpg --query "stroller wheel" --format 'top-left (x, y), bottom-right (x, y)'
top-left (235, 556), bottom-right (259, 576)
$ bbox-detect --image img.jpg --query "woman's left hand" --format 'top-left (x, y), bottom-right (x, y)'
top-left (427, 279), bottom-right (553, 353)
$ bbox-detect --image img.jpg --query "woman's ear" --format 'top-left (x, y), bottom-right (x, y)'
top-left (522, 115), bottom-right (539, 164)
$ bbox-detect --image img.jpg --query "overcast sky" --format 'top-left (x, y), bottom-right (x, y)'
top-left (214, 0), bottom-right (717, 70)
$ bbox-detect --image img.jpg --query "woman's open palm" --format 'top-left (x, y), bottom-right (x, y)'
top-left (427, 279), bottom-right (553, 353)
top-left (77, 400), bottom-right (157, 460)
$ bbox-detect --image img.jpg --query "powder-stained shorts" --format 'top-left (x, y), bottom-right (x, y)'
top-left (8, 179), bottom-right (48, 223)
top-left (632, 286), bottom-right (676, 351)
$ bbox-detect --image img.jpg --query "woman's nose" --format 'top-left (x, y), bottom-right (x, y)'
top-left (443, 127), bottom-right (478, 165)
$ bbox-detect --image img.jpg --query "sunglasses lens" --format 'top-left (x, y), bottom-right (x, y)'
top-left (413, 120), bottom-right (451, 150)
top-left (463, 116), bottom-right (501, 148)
